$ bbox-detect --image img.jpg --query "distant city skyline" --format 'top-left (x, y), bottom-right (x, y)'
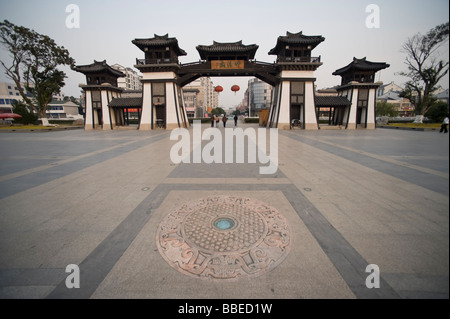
top-left (0, 0), bottom-right (448, 108)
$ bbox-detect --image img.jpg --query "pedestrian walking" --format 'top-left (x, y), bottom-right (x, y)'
top-left (211, 114), bottom-right (215, 127)
top-left (440, 116), bottom-right (449, 133)
top-left (234, 114), bottom-right (238, 126)
top-left (216, 114), bottom-right (220, 127)
top-left (222, 115), bottom-right (228, 127)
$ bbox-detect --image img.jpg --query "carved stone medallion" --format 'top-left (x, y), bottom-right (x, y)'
top-left (156, 196), bottom-right (291, 281)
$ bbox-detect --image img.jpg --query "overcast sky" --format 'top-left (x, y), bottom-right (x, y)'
top-left (0, 0), bottom-right (448, 108)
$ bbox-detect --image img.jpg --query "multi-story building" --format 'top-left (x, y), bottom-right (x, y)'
top-left (376, 81), bottom-right (414, 117)
top-left (111, 64), bottom-right (143, 91)
top-left (247, 78), bottom-right (272, 117)
top-left (183, 88), bottom-right (200, 118)
top-left (182, 77), bottom-right (218, 117)
top-left (376, 81), bottom-right (403, 97)
top-left (0, 81), bottom-right (80, 118)
top-left (46, 101), bottom-right (81, 119)
top-left (0, 82), bottom-right (24, 113)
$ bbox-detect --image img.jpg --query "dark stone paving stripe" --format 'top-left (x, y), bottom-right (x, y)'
top-left (46, 183), bottom-right (168, 299)
top-left (0, 132), bottom-right (169, 200)
top-left (46, 183), bottom-right (399, 299)
top-left (281, 184), bottom-right (400, 299)
top-left (281, 131), bottom-right (449, 196)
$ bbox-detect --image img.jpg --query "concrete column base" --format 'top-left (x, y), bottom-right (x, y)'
top-left (278, 123), bottom-right (291, 130)
top-left (347, 123), bottom-right (357, 130)
top-left (366, 123), bottom-right (376, 130)
top-left (85, 125), bottom-right (94, 131)
top-left (304, 123), bottom-right (319, 130)
top-left (166, 123), bottom-right (179, 130)
top-left (139, 124), bottom-right (152, 131)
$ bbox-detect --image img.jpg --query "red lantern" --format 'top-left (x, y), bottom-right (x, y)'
top-left (214, 85), bottom-right (223, 93)
top-left (231, 85), bottom-right (240, 95)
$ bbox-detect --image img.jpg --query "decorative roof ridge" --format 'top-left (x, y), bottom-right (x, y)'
top-left (213, 40), bottom-right (242, 46)
top-left (286, 31), bottom-right (303, 37)
top-left (268, 30), bottom-right (325, 55)
top-left (73, 60), bottom-right (125, 77)
top-left (197, 40), bottom-right (258, 48)
top-left (280, 30), bottom-right (324, 40)
top-left (332, 57), bottom-right (390, 75)
top-left (132, 34), bottom-right (187, 56)
top-left (154, 33), bottom-right (169, 39)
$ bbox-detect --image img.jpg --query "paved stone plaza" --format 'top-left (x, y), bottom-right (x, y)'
top-left (0, 124), bottom-right (448, 299)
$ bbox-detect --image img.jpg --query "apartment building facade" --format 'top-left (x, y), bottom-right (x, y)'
top-left (111, 64), bottom-right (143, 91)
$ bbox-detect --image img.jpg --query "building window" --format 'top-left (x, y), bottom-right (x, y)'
top-left (91, 90), bottom-right (102, 108)
top-left (290, 81), bottom-right (305, 104)
top-left (152, 82), bottom-right (166, 106)
top-left (358, 89), bottom-right (369, 107)
top-left (8, 86), bottom-right (11, 89)
top-left (0, 99), bottom-right (4, 104)
top-left (9, 92), bottom-right (13, 95)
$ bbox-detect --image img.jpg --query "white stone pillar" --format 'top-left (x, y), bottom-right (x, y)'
top-left (366, 88), bottom-right (376, 129)
top-left (109, 91), bottom-right (118, 128)
top-left (304, 81), bottom-right (318, 130)
top-left (101, 90), bottom-right (111, 130)
top-left (84, 90), bottom-right (94, 130)
top-left (347, 87), bottom-right (358, 130)
top-left (165, 82), bottom-right (179, 130)
top-left (277, 81), bottom-right (291, 130)
top-left (139, 82), bottom-right (152, 130)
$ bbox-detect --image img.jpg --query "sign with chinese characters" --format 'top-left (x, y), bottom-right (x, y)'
top-left (211, 60), bottom-right (245, 70)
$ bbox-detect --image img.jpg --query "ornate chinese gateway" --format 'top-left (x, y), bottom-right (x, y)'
top-left (74, 31), bottom-right (389, 130)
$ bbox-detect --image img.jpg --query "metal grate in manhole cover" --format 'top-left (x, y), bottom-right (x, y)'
top-left (156, 195), bottom-right (291, 282)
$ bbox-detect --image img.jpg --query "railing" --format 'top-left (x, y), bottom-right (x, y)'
top-left (250, 60), bottom-right (277, 66)
top-left (136, 58), bottom-right (179, 65)
top-left (277, 56), bottom-right (321, 63)
top-left (180, 60), bottom-right (206, 67)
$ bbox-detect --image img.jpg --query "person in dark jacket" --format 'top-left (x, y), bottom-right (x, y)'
top-left (222, 115), bottom-right (228, 127)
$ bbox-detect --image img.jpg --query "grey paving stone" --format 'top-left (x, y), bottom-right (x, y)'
top-left (0, 127), bottom-right (447, 299)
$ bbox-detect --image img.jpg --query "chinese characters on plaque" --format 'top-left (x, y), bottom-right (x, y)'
top-left (211, 60), bottom-right (245, 70)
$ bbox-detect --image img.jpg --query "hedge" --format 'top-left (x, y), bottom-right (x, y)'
top-left (188, 118), bottom-right (212, 124)
top-left (244, 118), bottom-right (259, 123)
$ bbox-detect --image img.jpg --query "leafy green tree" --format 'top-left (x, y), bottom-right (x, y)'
top-left (425, 101), bottom-right (449, 123)
top-left (63, 95), bottom-right (80, 105)
top-left (399, 22), bottom-right (449, 122)
top-left (0, 20), bottom-right (75, 126)
top-left (211, 107), bottom-right (226, 115)
top-left (11, 99), bottom-right (38, 124)
top-left (376, 101), bottom-right (398, 117)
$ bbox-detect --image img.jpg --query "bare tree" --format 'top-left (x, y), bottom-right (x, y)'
top-left (399, 22), bottom-right (449, 122)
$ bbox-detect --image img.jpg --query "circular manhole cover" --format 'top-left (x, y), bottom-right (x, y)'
top-left (156, 195), bottom-right (291, 282)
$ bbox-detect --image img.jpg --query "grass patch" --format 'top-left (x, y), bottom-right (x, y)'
top-left (384, 123), bottom-right (441, 128)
